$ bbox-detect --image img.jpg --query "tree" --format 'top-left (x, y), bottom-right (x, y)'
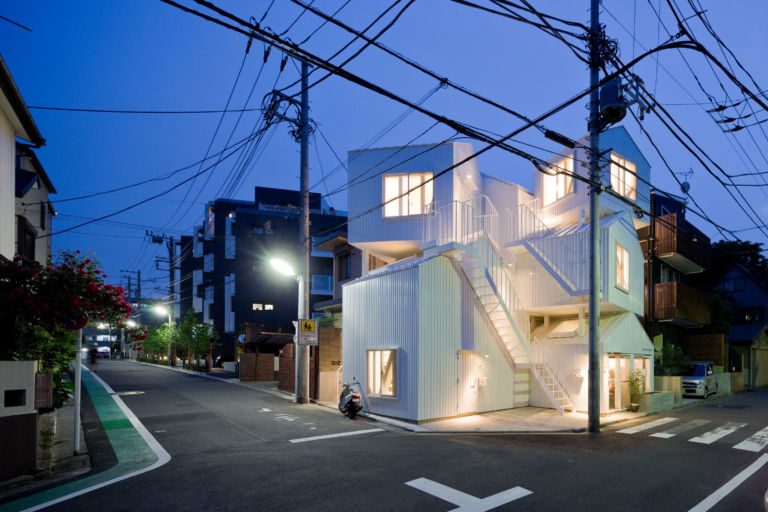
top-left (697, 240), bottom-right (768, 287)
top-left (0, 250), bottom-right (133, 408)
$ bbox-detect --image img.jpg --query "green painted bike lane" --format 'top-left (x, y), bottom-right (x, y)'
top-left (0, 369), bottom-right (170, 512)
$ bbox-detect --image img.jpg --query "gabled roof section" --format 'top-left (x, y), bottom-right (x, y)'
top-left (15, 169), bottom-right (37, 197)
top-left (16, 143), bottom-right (56, 193)
top-left (0, 54), bottom-right (44, 147)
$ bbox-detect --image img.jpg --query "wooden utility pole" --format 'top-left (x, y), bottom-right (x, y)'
top-left (588, 0), bottom-right (602, 433)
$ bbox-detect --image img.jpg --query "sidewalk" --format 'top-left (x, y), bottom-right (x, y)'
top-left (0, 398), bottom-right (90, 504)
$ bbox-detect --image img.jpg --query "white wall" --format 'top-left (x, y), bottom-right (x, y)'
top-left (347, 143), bottom-right (460, 249)
top-left (0, 361), bottom-right (38, 417)
top-left (342, 265), bottom-right (420, 420)
top-left (417, 256), bottom-right (516, 420)
top-left (0, 113), bottom-right (14, 260)
top-left (604, 213), bottom-right (644, 315)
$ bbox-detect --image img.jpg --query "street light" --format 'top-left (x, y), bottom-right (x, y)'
top-left (269, 256), bottom-right (308, 403)
top-left (270, 257), bottom-right (295, 277)
top-left (154, 304), bottom-right (173, 366)
top-left (123, 319), bottom-right (136, 359)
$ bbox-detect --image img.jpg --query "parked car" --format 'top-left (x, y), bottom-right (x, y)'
top-left (681, 361), bottom-right (717, 398)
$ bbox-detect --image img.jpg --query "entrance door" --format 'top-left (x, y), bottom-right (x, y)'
top-left (608, 355), bottom-right (617, 410)
top-left (457, 350), bottom-right (477, 415)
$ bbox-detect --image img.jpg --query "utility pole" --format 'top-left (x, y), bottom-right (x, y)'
top-left (121, 269), bottom-right (141, 318)
top-left (264, 61), bottom-right (313, 404)
top-left (296, 60), bottom-right (311, 405)
top-left (587, 0), bottom-right (602, 433)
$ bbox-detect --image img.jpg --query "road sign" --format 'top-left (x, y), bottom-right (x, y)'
top-left (296, 319), bottom-right (318, 346)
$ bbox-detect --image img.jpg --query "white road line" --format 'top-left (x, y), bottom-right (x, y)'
top-left (22, 371), bottom-right (171, 512)
top-left (617, 417), bottom-right (678, 434)
top-left (733, 425), bottom-right (768, 452)
top-left (688, 453), bottom-right (768, 512)
top-left (689, 422), bottom-right (747, 445)
top-left (651, 419), bottom-right (711, 439)
top-left (405, 477), bottom-right (533, 511)
top-left (289, 428), bottom-right (384, 443)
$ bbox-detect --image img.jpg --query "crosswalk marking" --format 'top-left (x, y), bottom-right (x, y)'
top-left (732, 425), bottom-right (768, 452)
top-left (617, 417), bottom-right (678, 434)
top-left (689, 422), bottom-right (747, 445)
top-left (651, 419), bottom-right (711, 439)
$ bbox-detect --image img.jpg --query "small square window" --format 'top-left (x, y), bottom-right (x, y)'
top-left (265, 304), bottom-right (274, 311)
top-left (367, 349), bottom-right (397, 397)
top-left (252, 303), bottom-right (263, 311)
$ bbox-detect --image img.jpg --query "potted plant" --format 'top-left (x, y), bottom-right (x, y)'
top-left (629, 369), bottom-right (645, 412)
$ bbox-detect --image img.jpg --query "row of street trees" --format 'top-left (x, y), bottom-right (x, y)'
top-left (129, 309), bottom-right (218, 371)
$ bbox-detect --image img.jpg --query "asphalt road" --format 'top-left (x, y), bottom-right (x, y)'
top-left (41, 361), bottom-right (768, 511)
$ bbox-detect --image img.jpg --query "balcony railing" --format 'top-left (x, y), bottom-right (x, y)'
top-left (653, 281), bottom-right (711, 326)
top-left (654, 213), bottom-right (711, 274)
top-left (311, 274), bottom-right (333, 296)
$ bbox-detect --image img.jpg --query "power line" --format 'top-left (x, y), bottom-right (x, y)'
top-left (27, 106), bottom-right (264, 115)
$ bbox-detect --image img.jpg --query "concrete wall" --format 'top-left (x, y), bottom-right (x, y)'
top-left (0, 360), bottom-right (38, 418)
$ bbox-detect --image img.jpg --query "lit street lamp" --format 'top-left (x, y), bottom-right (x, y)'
top-left (270, 256), bottom-right (309, 404)
top-left (154, 304), bottom-right (174, 366)
top-left (123, 319), bottom-right (136, 359)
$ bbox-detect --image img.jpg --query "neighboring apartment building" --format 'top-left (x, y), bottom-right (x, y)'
top-left (637, 191), bottom-right (711, 351)
top-left (15, 143), bottom-right (56, 264)
top-left (342, 126), bottom-right (655, 422)
top-left (0, 54), bottom-right (45, 261)
top-left (311, 230), bottom-right (363, 327)
top-left (718, 265), bottom-right (768, 388)
top-left (178, 186), bottom-right (346, 361)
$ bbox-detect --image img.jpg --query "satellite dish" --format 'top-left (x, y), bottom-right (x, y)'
top-left (680, 181), bottom-right (691, 194)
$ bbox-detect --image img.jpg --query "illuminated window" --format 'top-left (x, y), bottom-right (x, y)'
top-left (617, 243), bottom-right (629, 290)
top-left (252, 303), bottom-right (263, 311)
top-left (367, 349), bottom-right (397, 396)
top-left (265, 304), bottom-right (274, 311)
top-left (610, 153), bottom-right (637, 200)
top-left (383, 173), bottom-right (433, 217)
top-left (542, 155), bottom-right (574, 206)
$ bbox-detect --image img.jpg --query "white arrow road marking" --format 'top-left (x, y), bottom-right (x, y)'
top-left (617, 417), bottom-right (678, 434)
top-left (405, 477), bottom-right (532, 511)
top-left (688, 453), bottom-right (768, 512)
top-left (289, 428), bottom-right (384, 443)
top-left (689, 422), bottom-right (747, 445)
top-left (651, 419), bottom-right (711, 439)
top-left (259, 408), bottom-right (271, 412)
top-left (733, 425), bottom-right (768, 452)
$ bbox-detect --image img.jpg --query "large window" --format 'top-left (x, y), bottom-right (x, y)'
top-left (542, 155), bottom-right (574, 206)
top-left (610, 153), bottom-right (637, 200)
top-left (367, 349), bottom-right (397, 396)
top-left (383, 173), bottom-right (433, 217)
top-left (617, 243), bottom-right (630, 290)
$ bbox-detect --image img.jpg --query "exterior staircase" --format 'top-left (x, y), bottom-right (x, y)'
top-left (431, 198), bottom-right (576, 415)
top-left (508, 203), bottom-right (589, 296)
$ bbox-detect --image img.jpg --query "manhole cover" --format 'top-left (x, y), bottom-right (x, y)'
top-left (111, 391), bottom-right (145, 396)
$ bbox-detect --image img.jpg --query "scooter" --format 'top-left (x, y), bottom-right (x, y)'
top-left (338, 381), bottom-right (363, 419)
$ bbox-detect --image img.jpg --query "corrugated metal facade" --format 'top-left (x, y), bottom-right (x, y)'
top-left (0, 114), bottom-right (14, 259)
top-left (347, 143), bottom-right (461, 247)
top-left (342, 265), bottom-right (420, 420)
top-left (343, 255), bottom-right (518, 421)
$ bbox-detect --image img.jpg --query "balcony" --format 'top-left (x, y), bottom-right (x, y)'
top-left (654, 281), bottom-right (710, 327)
top-left (653, 213), bottom-right (710, 274)
top-left (311, 275), bottom-right (333, 296)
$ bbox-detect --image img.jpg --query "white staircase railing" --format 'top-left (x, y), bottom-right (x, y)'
top-left (509, 204), bottom-right (589, 295)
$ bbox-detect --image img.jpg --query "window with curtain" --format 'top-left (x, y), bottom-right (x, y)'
top-left (542, 155), bottom-right (574, 206)
top-left (617, 243), bottom-right (630, 290)
top-left (367, 349), bottom-right (397, 396)
top-left (383, 173), bottom-right (433, 217)
top-left (610, 153), bottom-right (637, 200)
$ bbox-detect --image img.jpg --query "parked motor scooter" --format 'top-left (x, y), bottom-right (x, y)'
top-left (338, 381), bottom-right (362, 419)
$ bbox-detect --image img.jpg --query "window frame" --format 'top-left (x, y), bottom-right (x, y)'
top-left (366, 348), bottom-right (398, 397)
top-left (382, 172), bottom-right (434, 218)
top-left (616, 242), bottom-right (630, 292)
top-left (610, 153), bottom-right (637, 200)
top-left (541, 155), bottom-right (574, 206)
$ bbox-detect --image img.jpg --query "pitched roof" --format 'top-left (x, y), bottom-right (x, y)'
top-left (0, 54), bottom-right (44, 146)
